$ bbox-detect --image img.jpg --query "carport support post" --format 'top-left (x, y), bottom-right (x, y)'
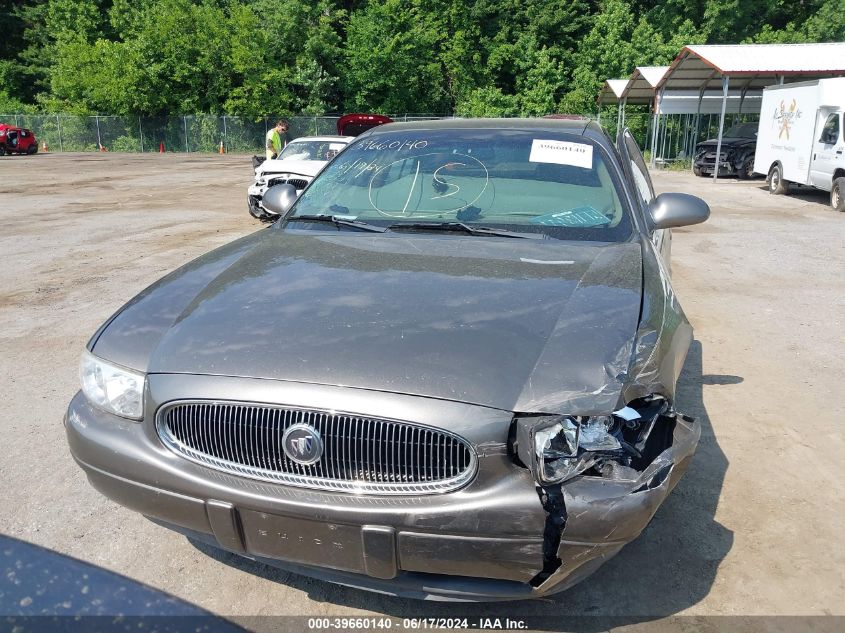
top-left (713, 76), bottom-right (730, 181)
top-left (620, 96), bottom-right (627, 134)
top-left (95, 115), bottom-right (101, 150)
top-left (184, 116), bottom-right (189, 153)
top-left (57, 114), bottom-right (63, 153)
top-left (650, 88), bottom-right (663, 167)
top-left (138, 116), bottom-right (143, 153)
top-left (691, 86), bottom-right (706, 171)
top-left (615, 101), bottom-right (622, 136)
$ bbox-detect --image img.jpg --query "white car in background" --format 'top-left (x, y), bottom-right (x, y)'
top-left (248, 136), bottom-right (353, 219)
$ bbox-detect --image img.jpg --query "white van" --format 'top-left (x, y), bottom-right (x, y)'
top-left (753, 78), bottom-right (845, 211)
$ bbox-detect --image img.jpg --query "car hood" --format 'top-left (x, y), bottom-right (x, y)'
top-left (92, 230), bottom-right (644, 414)
top-left (256, 159), bottom-right (325, 178)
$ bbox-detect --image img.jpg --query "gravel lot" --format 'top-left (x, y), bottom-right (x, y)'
top-left (1, 153), bottom-right (843, 626)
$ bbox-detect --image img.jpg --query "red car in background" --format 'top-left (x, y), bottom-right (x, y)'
top-left (336, 113), bottom-right (392, 136)
top-left (0, 123), bottom-right (38, 155)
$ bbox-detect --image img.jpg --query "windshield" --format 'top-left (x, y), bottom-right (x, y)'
top-left (287, 129), bottom-right (631, 241)
top-left (724, 122), bottom-right (758, 138)
top-left (277, 140), bottom-right (347, 162)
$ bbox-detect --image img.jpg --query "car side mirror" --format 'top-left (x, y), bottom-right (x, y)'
top-left (647, 192), bottom-right (710, 230)
top-left (262, 183), bottom-right (299, 216)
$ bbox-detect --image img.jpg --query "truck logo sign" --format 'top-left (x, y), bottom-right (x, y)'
top-left (774, 99), bottom-right (801, 140)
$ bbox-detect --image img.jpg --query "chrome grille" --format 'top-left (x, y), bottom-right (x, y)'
top-left (156, 401), bottom-right (476, 495)
top-left (268, 176), bottom-right (309, 190)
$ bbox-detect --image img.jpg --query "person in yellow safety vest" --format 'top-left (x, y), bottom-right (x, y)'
top-left (265, 119), bottom-right (288, 160)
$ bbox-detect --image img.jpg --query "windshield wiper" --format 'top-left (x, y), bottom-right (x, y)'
top-left (286, 214), bottom-right (387, 233)
top-left (388, 221), bottom-right (546, 239)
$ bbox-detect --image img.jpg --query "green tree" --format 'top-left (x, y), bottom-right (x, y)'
top-left (342, 0), bottom-right (448, 113)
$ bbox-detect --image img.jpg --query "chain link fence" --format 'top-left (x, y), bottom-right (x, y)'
top-left (2, 113), bottom-right (625, 154)
top-left (597, 106), bottom-right (760, 165)
top-left (0, 114), bottom-right (446, 153)
top-left (5, 110), bottom-right (748, 163)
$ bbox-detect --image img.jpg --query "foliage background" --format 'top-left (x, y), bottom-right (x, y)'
top-left (1, 0), bottom-right (843, 117)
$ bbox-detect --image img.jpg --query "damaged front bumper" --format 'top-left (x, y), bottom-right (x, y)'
top-left (533, 414), bottom-right (699, 596)
top-left (65, 381), bottom-right (699, 601)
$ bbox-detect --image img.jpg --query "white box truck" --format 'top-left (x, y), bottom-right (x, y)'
top-left (754, 78), bottom-right (845, 210)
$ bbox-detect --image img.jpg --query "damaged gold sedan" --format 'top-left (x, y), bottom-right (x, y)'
top-left (66, 119), bottom-right (709, 600)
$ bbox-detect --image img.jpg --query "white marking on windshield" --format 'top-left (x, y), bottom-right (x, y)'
top-left (431, 163), bottom-right (462, 199)
top-left (367, 152), bottom-right (490, 217)
top-left (401, 160), bottom-right (421, 215)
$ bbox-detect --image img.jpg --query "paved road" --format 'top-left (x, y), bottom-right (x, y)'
top-left (1, 153), bottom-right (843, 626)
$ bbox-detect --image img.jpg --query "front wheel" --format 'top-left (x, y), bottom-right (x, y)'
top-left (737, 159), bottom-right (754, 180)
top-left (693, 164), bottom-right (703, 177)
top-left (831, 177), bottom-right (845, 212)
top-left (248, 195), bottom-right (265, 219)
top-left (26, 144), bottom-right (37, 155)
top-left (768, 164), bottom-right (788, 195)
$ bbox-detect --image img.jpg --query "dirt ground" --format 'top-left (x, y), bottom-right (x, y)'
top-left (1, 153), bottom-right (843, 627)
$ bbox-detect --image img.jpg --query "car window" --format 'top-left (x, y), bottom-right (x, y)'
top-left (820, 114), bottom-right (840, 144)
top-left (724, 122), bottom-right (758, 138)
top-left (288, 129), bottom-right (632, 241)
top-left (622, 130), bottom-right (654, 209)
top-left (277, 141), bottom-right (345, 161)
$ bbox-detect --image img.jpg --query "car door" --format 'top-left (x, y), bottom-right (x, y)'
top-left (809, 112), bottom-right (843, 191)
top-left (616, 129), bottom-right (671, 268)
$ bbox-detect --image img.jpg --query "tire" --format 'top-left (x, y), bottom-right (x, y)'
top-left (768, 164), bottom-right (788, 195)
top-left (248, 195), bottom-right (264, 219)
top-left (737, 159), bottom-right (754, 180)
top-left (0, 145), bottom-right (6, 157)
top-left (832, 177), bottom-right (845, 212)
top-left (26, 144), bottom-right (37, 155)
top-left (693, 165), bottom-right (703, 177)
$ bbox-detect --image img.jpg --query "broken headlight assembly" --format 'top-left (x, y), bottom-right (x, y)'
top-left (513, 396), bottom-right (675, 485)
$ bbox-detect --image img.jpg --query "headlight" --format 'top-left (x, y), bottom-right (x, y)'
top-left (516, 414), bottom-right (624, 485)
top-left (79, 350), bottom-right (145, 419)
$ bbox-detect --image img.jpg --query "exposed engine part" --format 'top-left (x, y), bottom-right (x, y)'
top-left (597, 460), bottom-right (640, 481)
top-left (510, 395), bottom-right (690, 484)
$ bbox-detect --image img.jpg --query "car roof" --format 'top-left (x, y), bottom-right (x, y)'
top-left (289, 136), bottom-right (353, 143)
top-left (366, 117), bottom-right (596, 135)
top-left (359, 118), bottom-right (616, 157)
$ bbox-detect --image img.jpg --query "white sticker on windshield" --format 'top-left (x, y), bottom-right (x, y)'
top-left (529, 139), bottom-right (593, 169)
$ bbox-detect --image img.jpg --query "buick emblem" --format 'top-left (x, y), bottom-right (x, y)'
top-left (282, 424), bottom-right (323, 465)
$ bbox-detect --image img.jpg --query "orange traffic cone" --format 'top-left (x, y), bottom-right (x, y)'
top-left (159, 142), bottom-right (165, 153)
top-left (41, 141), bottom-right (49, 153)
top-left (219, 140), bottom-right (225, 154)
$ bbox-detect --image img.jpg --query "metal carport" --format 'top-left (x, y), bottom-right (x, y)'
top-left (655, 43), bottom-right (845, 178)
top-left (598, 78), bottom-right (633, 133)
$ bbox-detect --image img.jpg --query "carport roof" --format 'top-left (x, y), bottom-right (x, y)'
top-left (657, 43), bottom-right (845, 91)
top-left (620, 66), bottom-right (670, 103)
top-left (598, 79), bottom-right (630, 104)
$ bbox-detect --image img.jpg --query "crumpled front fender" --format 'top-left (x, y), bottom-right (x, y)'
top-left (533, 414), bottom-right (700, 595)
